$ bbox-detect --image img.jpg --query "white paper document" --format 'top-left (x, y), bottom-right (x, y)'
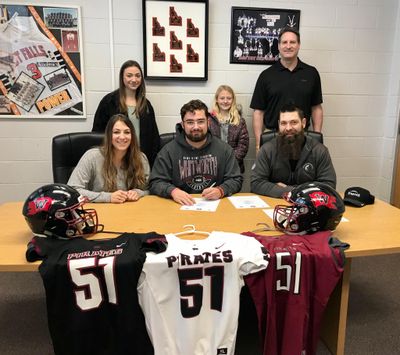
top-left (180, 198), bottom-right (221, 212)
top-left (228, 195), bottom-right (270, 209)
top-left (262, 209), bottom-right (274, 220)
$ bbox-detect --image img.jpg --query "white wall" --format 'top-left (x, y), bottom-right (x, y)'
top-left (1, 0), bottom-right (400, 203)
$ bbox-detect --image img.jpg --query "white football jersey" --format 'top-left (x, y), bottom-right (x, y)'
top-left (138, 231), bottom-right (268, 355)
top-left (0, 15), bottom-right (82, 116)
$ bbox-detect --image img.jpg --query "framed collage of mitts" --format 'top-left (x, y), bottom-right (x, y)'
top-left (143, 0), bottom-right (208, 80)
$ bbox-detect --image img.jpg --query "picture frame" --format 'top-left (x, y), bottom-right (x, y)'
top-left (230, 7), bottom-right (301, 65)
top-left (0, 3), bottom-right (85, 118)
top-left (142, 0), bottom-right (208, 81)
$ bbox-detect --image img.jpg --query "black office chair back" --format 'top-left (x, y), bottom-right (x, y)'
top-left (160, 132), bottom-right (176, 148)
top-left (52, 132), bottom-right (104, 184)
top-left (260, 130), bottom-right (323, 146)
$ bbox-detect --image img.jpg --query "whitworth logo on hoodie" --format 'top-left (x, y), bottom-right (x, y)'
top-left (179, 154), bottom-right (218, 191)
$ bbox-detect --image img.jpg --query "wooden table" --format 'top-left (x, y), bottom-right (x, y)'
top-left (1, 194), bottom-right (400, 354)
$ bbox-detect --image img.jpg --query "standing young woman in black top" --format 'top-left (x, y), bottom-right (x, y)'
top-left (92, 60), bottom-right (160, 166)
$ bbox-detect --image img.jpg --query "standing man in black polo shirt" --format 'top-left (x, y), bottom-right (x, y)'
top-left (250, 27), bottom-right (323, 153)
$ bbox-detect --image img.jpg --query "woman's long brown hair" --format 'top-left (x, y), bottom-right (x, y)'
top-left (118, 60), bottom-right (147, 117)
top-left (101, 114), bottom-right (146, 191)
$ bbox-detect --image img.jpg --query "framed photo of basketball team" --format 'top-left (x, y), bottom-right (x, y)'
top-left (0, 3), bottom-right (85, 118)
top-left (230, 7), bottom-right (301, 65)
top-left (142, 0), bottom-right (208, 81)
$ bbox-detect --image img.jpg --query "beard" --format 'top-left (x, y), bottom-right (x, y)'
top-left (186, 130), bottom-right (207, 143)
top-left (277, 131), bottom-right (305, 160)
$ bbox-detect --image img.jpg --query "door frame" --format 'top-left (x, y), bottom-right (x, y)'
top-left (391, 113), bottom-right (400, 208)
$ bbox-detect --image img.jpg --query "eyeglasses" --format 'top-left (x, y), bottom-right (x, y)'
top-left (183, 119), bottom-right (207, 127)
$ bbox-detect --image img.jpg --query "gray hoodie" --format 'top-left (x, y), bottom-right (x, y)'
top-left (250, 135), bottom-right (336, 198)
top-left (149, 124), bottom-right (243, 198)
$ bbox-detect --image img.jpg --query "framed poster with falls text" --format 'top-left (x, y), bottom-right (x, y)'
top-left (143, 0), bottom-right (208, 81)
top-left (0, 4), bottom-right (85, 118)
top-left (230, 7), bottom-right (300, 65)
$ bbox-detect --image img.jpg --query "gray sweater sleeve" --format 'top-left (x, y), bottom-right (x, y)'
top-left (67, 149), bottom-right (112, 202)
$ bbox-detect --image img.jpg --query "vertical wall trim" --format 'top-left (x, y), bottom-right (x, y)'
top-left (108, 0), bottom-right (115, 89)
top-left (390, 106), bottom-right (400, 207)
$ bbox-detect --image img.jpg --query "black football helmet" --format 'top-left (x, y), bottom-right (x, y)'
top-left (22, 184), bottom-right (98, 239)
top-left (273, 182), bottom-right (345, 235)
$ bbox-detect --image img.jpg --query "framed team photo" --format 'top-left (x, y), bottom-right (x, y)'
top-left (142, 0), bottom-right (208, 81)
top-left (230, 7), bottom-right (300, 65)
top-left (0, 3), bottom-right (85, 118)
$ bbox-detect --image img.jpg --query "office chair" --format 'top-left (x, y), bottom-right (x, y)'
top-left (159, 132), bottom-right (176, 148)
top-left (52, 132), bottom-right (104, 184)
top-left (260, 130), bottom-right (324, 146)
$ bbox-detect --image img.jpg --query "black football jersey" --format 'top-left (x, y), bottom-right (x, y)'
top-left (26, 233), bottom-right (166, 355)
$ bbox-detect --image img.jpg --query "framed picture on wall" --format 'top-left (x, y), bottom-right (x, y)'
top-left (230, 7), bottom-right (300, 65)
top-left (142, 0), bottom-right (208, 80)
top-left (0, 3), bottom-right (85, 118)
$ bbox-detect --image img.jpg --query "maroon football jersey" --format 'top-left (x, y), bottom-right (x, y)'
top-left (243, 231), bottom-right (349, 355)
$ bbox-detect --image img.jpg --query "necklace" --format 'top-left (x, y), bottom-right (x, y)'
top-left (220, 113), bottom-right (229, 123)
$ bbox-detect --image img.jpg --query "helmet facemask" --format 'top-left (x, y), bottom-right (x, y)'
top-left (273, 203), bottom-right (311, 235)
top-left (51, 200), bottom-right (99, 238)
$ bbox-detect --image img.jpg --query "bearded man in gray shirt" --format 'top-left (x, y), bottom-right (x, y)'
top-left (251, 103), bottom-right (336, 198)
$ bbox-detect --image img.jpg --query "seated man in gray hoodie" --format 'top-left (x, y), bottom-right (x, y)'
top-left (149, 99), bottom-right (243, 205)
top-left (251, 103), bottom-right (336, 198)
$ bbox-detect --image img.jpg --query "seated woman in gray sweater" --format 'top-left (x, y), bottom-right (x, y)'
top-left (68, 114), bottom-right (150, 203)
